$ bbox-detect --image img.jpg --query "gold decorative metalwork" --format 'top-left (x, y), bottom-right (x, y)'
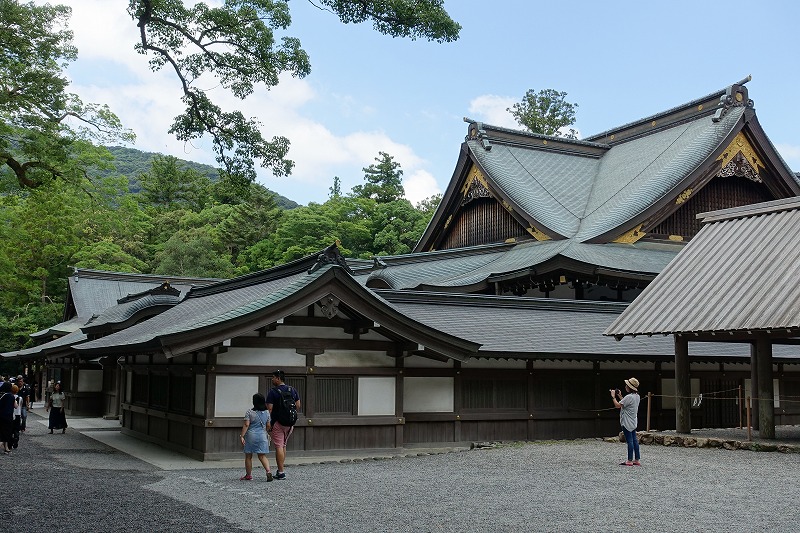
top-left (461, 165), bottom-right (491, 197)
top-left (668, 235), bottom-right (684, 242)
top-left (526, 226), bottom-right (551, 241)
top-left (443, 214), bottom-right (452, 229)
top-left (697, 105), bottom-right (703, 111)
top-left (716, 132), bottom-right (764, 171)
top-left (675, 188), bottom-right (693, 205)
top-left (651, 121), bottom-right (657, 126)
top-left (543, 140), bottom-right (548, 145)
top-left (612, 224), bottom-right (645, 244)
top-left (501, 200), bottom-right (514, 213)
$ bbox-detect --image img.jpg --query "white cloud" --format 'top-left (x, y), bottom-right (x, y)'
top-left (403, 170), bottom-right (441, 206)
top-left (468, 94), bottom-right (518, 128)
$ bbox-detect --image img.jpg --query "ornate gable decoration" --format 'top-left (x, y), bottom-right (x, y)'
top-left (716, 132), bottom-right (764, 182)
top-left (461, 165), bottom-right (493, 206)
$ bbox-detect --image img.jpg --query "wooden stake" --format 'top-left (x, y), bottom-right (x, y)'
top-left (746, 396), bottom-right (752, 441)
top-left (738, 385), bottom-right (742, 429)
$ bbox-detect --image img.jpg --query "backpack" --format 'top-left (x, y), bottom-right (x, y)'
top-left (274, 386), bottom-right (298, 427)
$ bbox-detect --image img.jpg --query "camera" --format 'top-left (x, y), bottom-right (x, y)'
top-left (609, 388), bottom-right (621, 396)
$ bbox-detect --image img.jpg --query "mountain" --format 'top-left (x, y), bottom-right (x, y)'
top-left (105, 146), bottom-right (300, 209)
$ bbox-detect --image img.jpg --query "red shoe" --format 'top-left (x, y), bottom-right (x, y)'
top-left (632, 460), bottom-right (641, 466)
top-left (239, 475), bottom-right (252, 481)
top-left (619, 461), bottom-right (633, 466)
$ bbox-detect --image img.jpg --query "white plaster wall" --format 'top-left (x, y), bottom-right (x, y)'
top-left (316, 350), bottom-right (394, 368)
top-left (194, 375), bottom-right (206, 416)
top-left (660, 378), bottom-right (700, 409)
top-left (532, 360), bottom-right (593, 370)
top-left (217, 347), bottom-right (305, 367)
top-left (77, 369), bottom-right (103, 392)
top-left (744, 379), bottom-right (781, 408)
top-left (215, 375), bottom-right (259, 417)
top-left (599, 362), bottom-right (656, 371)
top-left (358, 377), bottom-right (396, 416)
top-left (403, 356), bottom-right (453, 368)
top-left (403, 377), bottom-right (453, 412)
top-left (462, 358), bottom-right (526, 369)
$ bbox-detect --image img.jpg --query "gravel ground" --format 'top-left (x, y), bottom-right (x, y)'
top-left (7, 413), bottom-right (800, 533)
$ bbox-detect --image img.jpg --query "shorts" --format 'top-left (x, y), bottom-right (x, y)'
top-left (270, 421), bottom-right (293, 448)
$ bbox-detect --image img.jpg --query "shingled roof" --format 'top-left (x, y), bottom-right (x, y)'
top-left (605, 197), bottom-right (800, 339)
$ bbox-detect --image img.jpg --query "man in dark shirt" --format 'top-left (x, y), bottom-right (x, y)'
top-left (17, 376), bottom-right (31, 432)
top-left (266, 370), bottom-right (300, 480)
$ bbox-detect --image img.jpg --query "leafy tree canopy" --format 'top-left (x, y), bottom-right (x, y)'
top-left (507, 89), bottom-right (578, 139)
top-left (0, 1), bottom-right (134, 188)
top-left (129, 0), bottom-right (460, 186)
top-left (351, 151), bottom-right (404, 203)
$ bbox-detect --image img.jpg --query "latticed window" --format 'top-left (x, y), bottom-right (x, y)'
top-left (462, 377), bottom-right (526, 409)
top-left (169, 374), bottom-right (193, 414)
top-left (150, 373), bottom-right (169, 408)
top-left (131, 372), bottom-right (149, 405)
top-left (315, 377), bottom-right (353, 415)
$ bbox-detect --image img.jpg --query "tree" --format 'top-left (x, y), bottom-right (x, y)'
top-left (137, 155), bottom-right (211, 211)
top-left (0, 1), bottom-right (134, 189)
top-left (507, 89), bottom-right (578, 139)
top-left (129, 0), bottom-right (460, 185)
top-left (351, 151), bottom-right (404, 203)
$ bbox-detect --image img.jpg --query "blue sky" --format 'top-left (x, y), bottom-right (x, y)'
top-left (56, 0), bottom-right (800, 206)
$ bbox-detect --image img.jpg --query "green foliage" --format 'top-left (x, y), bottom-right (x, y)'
top-left (507, 89), bottom-right (579, 139)
top-left (0, 302), bottom-right (62, 353)
top-left (351, 151), bottom-right (404, 203)
top-left (71, 240), bottom-right (148, 273)
top-left (0, 0), bottom-right (134, 189)
top-left (128, 0), bottom-right (458, 185)
top-left (138, 155), bottom-right (212, 212)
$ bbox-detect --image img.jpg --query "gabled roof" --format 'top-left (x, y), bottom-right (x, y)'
top-left (380, 290), bottom-right (800, 362)
top-left (416, 78), bottom-right (799, 254)
top-left (364, 239), bottom-right (681, 291)
top-left (65, 268), bottom-right (220, 319)
top-left (75, 260), bottom-right (481, 362)
top-left (605, 197), bottom-right (800, 339)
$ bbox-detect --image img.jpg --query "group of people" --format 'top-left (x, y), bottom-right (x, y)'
top-left (239, 370), bottom-right (301, 482)
top-left (0, 375), bottom-right (34, 454)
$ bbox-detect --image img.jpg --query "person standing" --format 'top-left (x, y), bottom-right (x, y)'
top-left (17, 376), bottom-right (31, 432)
top-left (611, 377), bottom-right (641, 466)
top-left (239, 393), bottom-right (273, 482)
top-left (266, 370), bottom-right (300, 480)
top-left (46, 382), bottom-right (68, 434)
top-left (0, 382), bottom-right (15, 454)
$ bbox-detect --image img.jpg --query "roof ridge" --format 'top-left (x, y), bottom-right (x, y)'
top-left (584, 76), bottom-right (752, 143)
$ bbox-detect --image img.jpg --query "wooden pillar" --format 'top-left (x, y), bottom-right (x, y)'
top-left (453, 362), bottom-right (462, 442)
top-left (749, 341), bottom-right (759, 430)
top-left (300, 351), bottom-right (320, 452)
top-left (527, 360), bottom-right (535, 440)
top-left (755, 335), bottom-right (775, 439)
top-left (395, 352), bottom-right (404, 448)
top-left (675, 334), bottom-right (691, 434)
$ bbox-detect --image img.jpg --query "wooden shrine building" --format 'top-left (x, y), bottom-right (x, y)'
top-left (5, 78), bottom-right (800, 458)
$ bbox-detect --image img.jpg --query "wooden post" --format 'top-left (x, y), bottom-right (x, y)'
top-left (749, 342), bottom-right (759, 430)
top-left (746, 396), bottom-right (752, 441)
top-left (738, 385), bottom-right (742, 429)
top-left (755, 335), bottom-right (775, 439)
top-left (675, 334), bottom-right (691, 434)
top-left (646, 392), bottom-right (652, 431)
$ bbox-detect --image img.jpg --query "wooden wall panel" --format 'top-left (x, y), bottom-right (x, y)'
top-left (150, 416), bottom-right (168, 440)
top-left (306, 425), bottom-right (395, 450)
top-left (460, 420), bottom-right (527, 441)
top-left (650, 176), bottom-right (772, 239)
top-left (404, 422), bottom-right (454, 443)
top-left (170, 420), bottom-right (193, 449)
top-left (441, 198), bottom-right (528, 249)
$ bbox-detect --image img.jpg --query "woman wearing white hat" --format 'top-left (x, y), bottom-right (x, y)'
top-left (611, 377), bottom-right (641, 466)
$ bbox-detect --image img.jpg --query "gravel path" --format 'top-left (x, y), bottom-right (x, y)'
top-left (7, 415), bottom-right (799, 532)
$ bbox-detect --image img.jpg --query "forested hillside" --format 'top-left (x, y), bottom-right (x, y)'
top-left (105, 146), bottom-right (299, 209)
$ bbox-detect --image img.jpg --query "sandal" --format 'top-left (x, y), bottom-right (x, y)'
top-left (266, 471), bottom-right (273, 482)
top-left (239, 475), bottom-right (253, 481)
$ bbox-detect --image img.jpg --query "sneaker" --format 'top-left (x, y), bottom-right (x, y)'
top-left (266, 472), bottom-right (273, 482)
top-left (619, 461), bottom-right (633, 466)
top-left (275, 472), bottom-right (286, 480)
top-left (632, 460), bottom-right (642, 466)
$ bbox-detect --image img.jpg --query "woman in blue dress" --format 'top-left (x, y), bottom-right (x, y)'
top-left (239, 393), bottom-right (273, 481)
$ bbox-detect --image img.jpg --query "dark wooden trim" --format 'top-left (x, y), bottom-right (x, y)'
top-left (231, 336), bottom-right (413, 353)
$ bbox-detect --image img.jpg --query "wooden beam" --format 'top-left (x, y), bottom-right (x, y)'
top-left (230, 336), bottom-right (415, 353)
